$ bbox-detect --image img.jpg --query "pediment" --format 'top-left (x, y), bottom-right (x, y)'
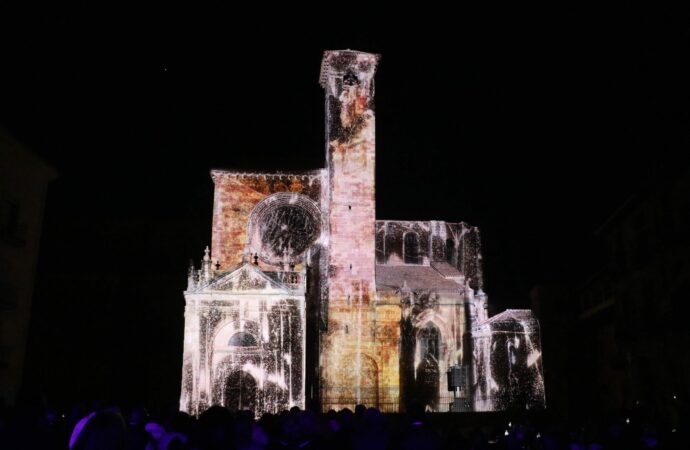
top-left (202, 263), bottom-right (293, 294)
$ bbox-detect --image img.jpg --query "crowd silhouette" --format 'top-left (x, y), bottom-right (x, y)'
top-left (0, 399), bottom-right (685, 449)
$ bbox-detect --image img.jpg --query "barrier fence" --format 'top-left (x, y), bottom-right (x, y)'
top-left (320, 388), bottom-right (474, 413)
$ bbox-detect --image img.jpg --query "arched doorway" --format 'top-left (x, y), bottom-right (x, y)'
top-left (333, 354), bottom-right (379, 409)
top-left (360, 355), bottom-right (379, 407)
top-left (224, 371), bottom-right (257, 412)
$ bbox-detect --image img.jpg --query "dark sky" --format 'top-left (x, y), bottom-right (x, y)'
top-left (2, 6), bottom-right (688, 408)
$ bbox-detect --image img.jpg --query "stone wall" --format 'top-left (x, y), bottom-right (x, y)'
top-left (210, 171), bottom-right (323, 270)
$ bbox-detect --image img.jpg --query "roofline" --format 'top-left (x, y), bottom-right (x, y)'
top-left (376, 219), bottom-right (479, 228)
top-left (210, 168), bottom-right (325, 177)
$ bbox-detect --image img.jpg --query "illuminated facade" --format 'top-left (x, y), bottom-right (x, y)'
top-left (180, 50), bottom-right (545, 415)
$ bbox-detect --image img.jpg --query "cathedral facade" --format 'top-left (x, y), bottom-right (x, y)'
top-left (180, 50), bottom-right (545, 415)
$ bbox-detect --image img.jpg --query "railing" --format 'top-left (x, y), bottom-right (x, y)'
top-left (274, 271), bottom-right (303, 288)
top-left (321, 387), bottom-right (400, 413)
top-left (320, 388), bottom-right (476, 413)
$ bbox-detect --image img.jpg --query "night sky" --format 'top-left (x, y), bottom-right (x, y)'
top-left (2, 6), bottom-right (688, 409)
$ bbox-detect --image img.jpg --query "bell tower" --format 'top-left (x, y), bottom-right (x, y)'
top-left (319, 50), bottom-right (382, 410)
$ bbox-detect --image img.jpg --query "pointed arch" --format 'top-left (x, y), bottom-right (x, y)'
top-left (445, 238), bottom-right (456, 265)
top-left (418, 322), bottom-right (441, 362)
top-left (404, 231), bottom-right (421, 264)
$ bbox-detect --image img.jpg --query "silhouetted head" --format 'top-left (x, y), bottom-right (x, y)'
top-left (71, 411), bottom-right (126, 450)
top-left (364, 407), bottom-right (384, 426)
top-left (145, 421), bottom-right (166, 441)
top-left (169, 410), bottom-right (194, 435)
top-left (197, 405), bottom-right (234, 449)
top-left (127, 406), bottom-right (148, 427)
top-left (355, 404), bottom-right (366, 418)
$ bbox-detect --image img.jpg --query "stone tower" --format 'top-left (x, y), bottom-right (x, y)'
top-left (318, 50), bottom-right (397, 410)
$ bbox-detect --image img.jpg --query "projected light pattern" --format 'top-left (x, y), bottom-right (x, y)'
top-left (472, 310), bottom-right (546, 411)
top-left (180, 263), bottom-right (305, 416)
top-left (180, 50), bottom-right (545, 416)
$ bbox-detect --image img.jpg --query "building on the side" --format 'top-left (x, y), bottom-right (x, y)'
top-left (180, 50), bottom-right (545, 415)
top-left (0, 129), bottom-right (57, 405)
top-left (573, 165), bottom-right (689, 422)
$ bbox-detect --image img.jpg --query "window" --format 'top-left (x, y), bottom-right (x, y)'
top-left (419, 323), bottom-right (440, 361)
top-left (445, 238), bottom-right (455, 265)
top-left (404, 232), bottom-right (421, 264)
top-left (228, 332), bottom-right (258, 347)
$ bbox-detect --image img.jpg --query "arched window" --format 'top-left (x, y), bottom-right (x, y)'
top-left (418, 322), bottom-right (440, 361)
top-left (229, 332), bottom-right (258, 347)
top-left (445, 238), bottom-right (455, 265)
top-left (404, 232), bottom-right (421, 264)
top-left (416, 322), bottom-right (441, 411)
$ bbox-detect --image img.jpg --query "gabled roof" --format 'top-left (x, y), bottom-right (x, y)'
top-left (430, 261), bottom-right (463, 278)
top-left (194, 263), bottom-right (298, 295)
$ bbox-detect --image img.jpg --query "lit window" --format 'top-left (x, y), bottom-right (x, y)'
top-left (228, 332), bottom-right (257, 347)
